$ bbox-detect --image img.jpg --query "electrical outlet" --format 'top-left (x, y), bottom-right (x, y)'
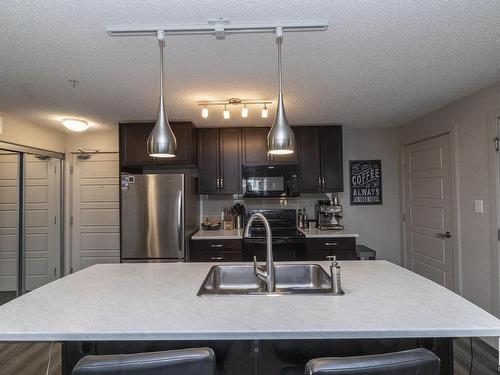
top-left (474, 199), bottom-right (484, 214)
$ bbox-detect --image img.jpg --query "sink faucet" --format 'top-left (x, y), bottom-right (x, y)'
top-left (244, 212), bottom-right (275, 292)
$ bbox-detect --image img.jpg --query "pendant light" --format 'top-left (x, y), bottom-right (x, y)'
top-left (267, 27), bottom-right (295, 155)
top-left (147, 31), bottom-right (177, 158)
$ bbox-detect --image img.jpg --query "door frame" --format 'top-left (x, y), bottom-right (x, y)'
top-left (400, 131), bottom-right (461, 293)
top-left (487, 116), bottom-right (500, 318)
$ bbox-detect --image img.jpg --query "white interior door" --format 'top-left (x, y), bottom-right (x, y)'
top-left (0, 152), bottom-right (19, 293)
top-left (71, 153), bottom-right (119, 271)
top-left (403, 134), bottom-right (455, 289)
top-left (24, 155), bottom-right (60, 291)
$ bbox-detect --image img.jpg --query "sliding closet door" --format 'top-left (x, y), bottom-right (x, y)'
top-left (0, 151), bottom-right (20, 305)
top-left (24, 154), bottom-right (61, 292)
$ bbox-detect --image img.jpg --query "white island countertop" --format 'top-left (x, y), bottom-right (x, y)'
top-left (0, 261), bottom-right (499, 342)
top-left (298, 227), bottom-right (360, 238)
top-left (191, 229), bottom-right (244, 240)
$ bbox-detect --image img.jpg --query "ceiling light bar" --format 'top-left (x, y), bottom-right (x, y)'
top-left (107, 19), bottom-right (328, 38)
top-left (197, 100), bottom-right (272, 106)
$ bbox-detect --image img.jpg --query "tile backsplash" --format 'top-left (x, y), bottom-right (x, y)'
top-left (200, 193), bottom-right (343, 222)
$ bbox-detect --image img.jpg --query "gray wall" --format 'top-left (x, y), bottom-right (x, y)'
top-left (201, 126), bottom-right (402, 264)
top-left (399, 80), bottom-right (500, 315)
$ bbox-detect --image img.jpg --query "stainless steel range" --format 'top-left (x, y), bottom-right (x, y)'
top-left (243, 209), bottom-right (305, 261)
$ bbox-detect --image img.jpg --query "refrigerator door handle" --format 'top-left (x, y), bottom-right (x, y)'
top-left (177, 190), bottom-right (184, 257)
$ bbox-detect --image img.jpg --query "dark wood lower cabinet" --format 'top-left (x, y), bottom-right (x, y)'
top-left (190, 239), bottom-right (242, 262)
top-left (305, 237), bottom-right (357, 261)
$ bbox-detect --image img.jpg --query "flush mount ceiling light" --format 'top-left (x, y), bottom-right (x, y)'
top-left (267, 27), bottom-right (295, 155)
top-left (147, 30), bottom-right (177, 158)
top-left (62, 118), bottom-right (89, 132)
top-left (198, 98), bottom-right (272, 119)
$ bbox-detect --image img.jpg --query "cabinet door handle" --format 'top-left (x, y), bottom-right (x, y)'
top-left (318, 176), bottom-right (322, 188)
top-left (210, 256), bottom-right (224, 260)
top-left (210, 244), bottom-right (223, 248)
top-left (324, 242), bottom-right (339, 246)
top-left (216, 178), bottom-right (219, 188)
top-left (322, 177), bottom-right (326, 188)
top-left (220, 177), bottom-right (224, 188)
top-left (436, 232), bottom-right (451, 238)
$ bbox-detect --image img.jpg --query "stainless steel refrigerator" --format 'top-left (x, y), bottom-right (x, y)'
top-left (120, 173), bottom-right (199, 262)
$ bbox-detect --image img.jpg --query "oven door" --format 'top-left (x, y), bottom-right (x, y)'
top-left (243, 238), bottom-right (305, 261)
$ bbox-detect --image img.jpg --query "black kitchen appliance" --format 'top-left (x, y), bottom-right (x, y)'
top-left (242, 165), bottom-right (300, 197)
top-left (243, 209), bottom-right (305, 261)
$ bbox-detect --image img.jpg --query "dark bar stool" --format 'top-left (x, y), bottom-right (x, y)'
top-left (72, 347), bottom-right (216, 375)
top-left (281, 348), bottom-right (439, 375)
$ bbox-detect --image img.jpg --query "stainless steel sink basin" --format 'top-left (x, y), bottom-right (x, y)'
top-left (197, 264), bottom-right (343, 296)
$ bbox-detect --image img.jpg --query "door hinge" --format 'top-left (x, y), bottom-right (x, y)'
top-left (69, 165), bottom-right (74, 174)
top-left (54, 165), bottom-right (57, 174)
top-left (495, 137), bottom-right (499, 152)
top-left (54, 267), bottom-right (57, 276)
top-left (497, 228), bottom-right (500, 241)
top-left (70, 216), bottom-right (74, 225)
top-left (54, 216), bottom-right (57, 225)
top-left (402, 213), bottom-right (406, 222)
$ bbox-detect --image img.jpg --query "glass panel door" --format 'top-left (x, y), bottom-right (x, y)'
top-left (0, 150), bottom-right (20, 305)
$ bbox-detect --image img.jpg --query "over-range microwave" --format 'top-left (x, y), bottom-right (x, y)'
top-left (242, 165), bottom-right (300, 197)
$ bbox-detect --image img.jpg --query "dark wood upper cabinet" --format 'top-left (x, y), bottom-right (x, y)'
top-left (219, 128), bottom-right (242, 194)
top-left (298, 126), bottom-right (322, 192)
top-left (197, 128), bottom-right (219, 194)
top-left (119, 122), bottom-right (197, 169)
top-left (321, 126), bottom-right (343, 192)
top-left (297, 125), bottom-right (343, 193)
top-left (198, 128), bottom-right (242, 195)
top-left (119, 122), bottom-right (156, 167)
top-left (242, 127), bottom-right (298, 166)
top-left (242, 127), bottom-right (269, 166)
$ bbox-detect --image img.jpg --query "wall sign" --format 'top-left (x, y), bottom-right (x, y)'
top-left (350, 160), bottom-right (382, 205)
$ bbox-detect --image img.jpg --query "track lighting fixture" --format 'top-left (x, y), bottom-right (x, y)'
top-left (242, 104), bottom-right (248, 118)
top-left (261, 104), bottom-right (268, 119)
top-left (223, 105), bottom-right (230, 119)
top-left (201, 106), bottom-right (209, 118)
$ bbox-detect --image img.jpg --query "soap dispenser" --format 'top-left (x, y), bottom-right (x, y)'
top-left (327, 255), bottom-right (344, 295)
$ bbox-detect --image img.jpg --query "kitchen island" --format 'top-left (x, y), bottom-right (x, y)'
top-left (0, 261), bottom-right (499, 374)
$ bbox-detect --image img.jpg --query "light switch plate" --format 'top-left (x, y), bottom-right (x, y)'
top-left (474, 199), bottom-right (484, 214)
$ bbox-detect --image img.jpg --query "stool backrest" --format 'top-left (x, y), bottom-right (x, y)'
top-left (305, 348), bottom-right (440, 375)
top-left (72, 347), bottom-right (216, 375)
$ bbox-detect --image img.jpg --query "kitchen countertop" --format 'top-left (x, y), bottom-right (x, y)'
top-left (298, 227), bottom-right (360, 238)
top-left (0, 261), bottom-right (499, 341)
top-left (191, 229), bottom-right (244, 240)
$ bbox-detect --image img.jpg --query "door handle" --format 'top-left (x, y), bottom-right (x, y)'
top-left (436, 232), bottom-right (451, 238)
top-left (210, 244), bottom-right (223, 248)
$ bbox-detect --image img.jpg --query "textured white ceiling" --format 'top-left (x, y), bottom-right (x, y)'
top-left (1, 1), bottom-right (500, 132)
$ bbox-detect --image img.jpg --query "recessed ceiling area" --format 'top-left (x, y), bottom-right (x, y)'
top-left (1, 1), bottom-right (500, 132)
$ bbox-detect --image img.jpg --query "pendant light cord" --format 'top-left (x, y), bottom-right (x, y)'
top-left (158, 33), bottom-right (165, 99)
top-left (276, 31), bottom-right (283, 97)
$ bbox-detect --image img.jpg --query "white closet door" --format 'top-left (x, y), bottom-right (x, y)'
top-left (0, 153), bottom-right (19, 292)
top-left (72, 153), bottom-right (119, 271)
top-left (24, 155), bottom-right (60, 291)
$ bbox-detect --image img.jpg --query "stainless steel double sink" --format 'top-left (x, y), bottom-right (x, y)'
top-left (197, 264), bottom-right (343, 296)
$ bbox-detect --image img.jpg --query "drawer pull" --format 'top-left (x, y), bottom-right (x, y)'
top-left (210, 256), bottom-right (224, 260)
top-left (210, 244), bottom-right (223, 248)
top-left (324, 242), bottom-right (339, 246)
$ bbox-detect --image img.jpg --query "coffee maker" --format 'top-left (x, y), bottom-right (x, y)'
top-left (315, 196), bottom-right (344, 230)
